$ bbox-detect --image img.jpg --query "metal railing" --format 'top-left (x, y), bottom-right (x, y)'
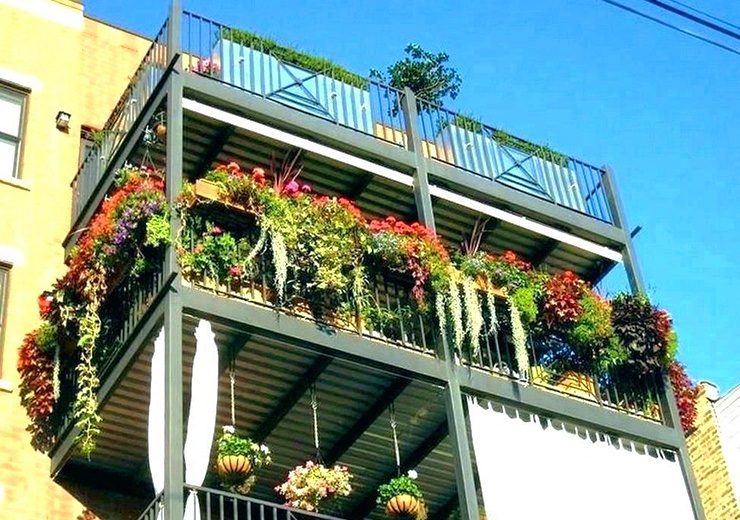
top-left (183, 485), bottom-right (346, 520)
top-left (416, 99), bottom-right (615, 224)
top-left (71, 19), bottom-right (170, 223)
top-left (137, 493), bottom-right (164, 520)
top-left (180, 11), bottom-right (407, 146)
top-left (458, 300), bottom-right (665, 423)
top-left (181, 215), bottom-right (437, 358)
top-left (54, 252), bottom-right (168, 440)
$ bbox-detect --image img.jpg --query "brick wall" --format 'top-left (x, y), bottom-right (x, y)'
top-left (0, 0), bottom-right (153, 517)
top-left (686, 383), bottom-right (740, 520)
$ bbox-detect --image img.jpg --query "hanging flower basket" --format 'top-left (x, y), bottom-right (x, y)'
top-left (377, 471), bottom-right (425, 520)
top-left (385, 494), bottom-right (421, 517)
top-left (215, 425), bottom-right (272, 494)
top-left (216, 454), bottom-right (252, 480)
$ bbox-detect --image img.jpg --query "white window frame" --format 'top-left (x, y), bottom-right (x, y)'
top-left (0, 84), bottom-right (28, 180)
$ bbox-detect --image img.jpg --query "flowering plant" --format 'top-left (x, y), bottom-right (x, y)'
top-left (215, 425), bottom-right (271, 494)
top-left (18, 166), bottom-right (169, 454)
top-left (17, 331), bottom-right (56, 451)
top-left (274, 460), bottom-right (353, 513)
top-left (541, 271), bottom-right (588, 329)
top-left (377, 470), bottom-right (423, 504)
top-left (668, 361), bottom-right (699, 432)
top-left (193, 57), bottom-right (220, 76)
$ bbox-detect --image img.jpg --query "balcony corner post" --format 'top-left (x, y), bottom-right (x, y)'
top-left (440, 337), bottom-right (480, 520)
top-left (400, 87), bottom-right (435, 230)
top-left (601, 166), bottom-right (645, 294)
top-left (167, 1), bottom-right (182, 66)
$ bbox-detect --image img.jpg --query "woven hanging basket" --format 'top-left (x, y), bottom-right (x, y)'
top-left (216, 454), bottom-right (252, 480)
top-left (385, 494), bottom-right (421, 517)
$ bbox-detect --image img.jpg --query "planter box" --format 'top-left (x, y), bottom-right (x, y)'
top-left (214, 40), bottom-right (372, 133)
top-left (531, 366), bottom-right (598, 402)
top-left (438, 124), bottom-right (587, 213)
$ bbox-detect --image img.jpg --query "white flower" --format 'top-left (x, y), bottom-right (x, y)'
top-left (222, 424), bottom-right (235, 434)
top-left (261, 444), bottom-right (271, 454)
top-left (407, 469), bottom-right (418, 480)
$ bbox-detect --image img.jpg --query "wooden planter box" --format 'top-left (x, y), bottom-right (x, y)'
top-left (531, 366), bottom-right (598, 402)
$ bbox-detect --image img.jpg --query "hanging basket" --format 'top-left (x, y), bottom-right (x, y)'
top-left (385, 494), bottom-right (421, 518)
top-left (217, 454), bottom-right (252, 480)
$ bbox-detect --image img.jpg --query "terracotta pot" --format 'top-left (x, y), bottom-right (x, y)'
top-left (154, 123), bottom-right (167, 138)
top-left (385, 494), bottom-right (420, 517)
top-left (216, 454), bottom-right (252, 480)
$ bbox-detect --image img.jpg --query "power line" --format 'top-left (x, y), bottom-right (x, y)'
top-left (598, 0), bottom-right (740, 57)
top-left (666, 0), bottom-right (740, 33)
top-left (640, 0), bottom-right (740, 41)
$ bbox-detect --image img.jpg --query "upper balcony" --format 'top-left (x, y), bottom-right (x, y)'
top-left (67, 10), bottom-right (631, 285)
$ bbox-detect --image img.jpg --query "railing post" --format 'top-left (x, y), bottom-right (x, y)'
top-left (602, 165), bottom-right (705, 520)
top-left (600, 166), bottom-right (644, 294)
top-left (400, 87), bottom-right (435, 230)
top-left (163, 4), bottom-right (184, 519)
top-left (167, 0), bottom-right (182, 67)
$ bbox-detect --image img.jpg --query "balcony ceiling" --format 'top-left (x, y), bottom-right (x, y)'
top-left (61, 313), bottom-right (458, 519)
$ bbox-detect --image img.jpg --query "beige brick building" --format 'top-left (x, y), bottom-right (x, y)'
top-left (687, 383), bottom-right (740, 520)
top-left (0, 0), bottom-right (150, 517)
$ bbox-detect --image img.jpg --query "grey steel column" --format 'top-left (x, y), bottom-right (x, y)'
top-left (603, 165), bottom-right (705, 520)
top-left (402, 94), bottom-right (479, 518)
top-left (400, 87), bottom-right (436, 229)
top-left (163, 2), bottom-right (184, 519)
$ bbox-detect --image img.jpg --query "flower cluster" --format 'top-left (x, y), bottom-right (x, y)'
top-left (193, 57), bottom-right (220, 76)
top-left (18, 166), bottom-right (169, 454)
top-left (17, 331), bottom-right (56, 451)
top-left (668, 361), bottom-right (699, 432)
top-left (275, 461), bottom-right (353, 513)
top-left (541, 271), bottom-right (589, 328)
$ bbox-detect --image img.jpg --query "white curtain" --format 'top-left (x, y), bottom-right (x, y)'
top-left (148, 328), bottom-right (165, 519)
top-left (467, 397), bottom-right (696, 520)
top-left (183, 320), bottom-right (220, 520)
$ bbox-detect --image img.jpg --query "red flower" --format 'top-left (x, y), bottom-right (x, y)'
top-left (38, 293), bottom-right (53, 317)
top-left (229, 266), bottom-right (243, 279)
top-left (668, 361), bottom-right (699, 432)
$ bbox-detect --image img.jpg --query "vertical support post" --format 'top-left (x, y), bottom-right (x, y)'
top-left (400, 87), bottom-right (435, 229)
top-left (603, 165), bottom-right (705, 520)
top-left (601, 166), bottom-right (644, 294)
top-left (400, 87), bottom-right (478, 520)
top-left (163, 3), bottom-right (184, 519)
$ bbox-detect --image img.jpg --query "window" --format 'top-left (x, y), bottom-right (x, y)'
top-left (0, 265), bottom-right (8, 372)
top-left (0, 85), bottom-right (27, 179)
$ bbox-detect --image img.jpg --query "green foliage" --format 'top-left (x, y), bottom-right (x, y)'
top-left (492, 128), bottom-right (569, 167)
top-left (222, 28), bottom-right (368, 89)
top-left (510, 287), bottom-right (538, 327)
top-left (35, 321), bottom-right (59, 353)
top-left (376, 475), bottom-right (423, 505)
top-left (370, 43), bottom-right (462, 106)
top-left (145, 213), bottom-right (171, 247)
top-left (363, 304), bottom-right (413, 341)
top-left (216, 427), bottom-right (272, 469)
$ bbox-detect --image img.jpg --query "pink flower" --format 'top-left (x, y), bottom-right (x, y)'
top-left (229, 266), bottom-right (243, 278)
top-left (193, 244), bottom-right (204, 254)
top-left (301, 183), bottom-right (312, 193)
top-left (284, 181), bottom-right (300, 196)
top-left (211, 226), bottom-right (223, 235)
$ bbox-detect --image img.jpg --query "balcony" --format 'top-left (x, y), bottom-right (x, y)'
top-left (36, 5), bottom-right (700, 520)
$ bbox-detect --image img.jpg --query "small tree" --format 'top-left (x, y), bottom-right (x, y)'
top-left (371, 43), bottom-right (462, 106)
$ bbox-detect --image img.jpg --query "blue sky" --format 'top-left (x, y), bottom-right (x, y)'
top-left (87, 0), bottom-right (739, 392)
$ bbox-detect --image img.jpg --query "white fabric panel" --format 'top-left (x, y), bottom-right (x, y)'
top-left (467, 397), bottom-right (696, 520)
top-left (183, 320), bottom-right (220, 520)
top-left (148, 328), bottom-right (165, 520)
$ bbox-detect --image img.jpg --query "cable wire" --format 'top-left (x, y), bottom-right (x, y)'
top-left (598, 0), bottom-right (740, 57)
top-left (667, 0), bottom-right (740, 32)
top-left (640, 0), bottom-right (740, 41)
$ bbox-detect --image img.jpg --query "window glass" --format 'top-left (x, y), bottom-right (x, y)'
top-left (0, 137), bottom-right (18, 178)
top-left (0, 90), bottom-right (22, 137)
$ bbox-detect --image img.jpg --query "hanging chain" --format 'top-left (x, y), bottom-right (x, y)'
top-left (390, 403), bottom-right (401, 476)
top-left (311, 384), bottom-right (322, 462)
top-left (229, 364), bottom-right (236, 427)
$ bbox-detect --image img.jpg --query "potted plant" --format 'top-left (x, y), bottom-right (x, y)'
top-left (377, 470), bottom-right (426, 519)
top-left (215, 425), bottom-right (271, 494)
top-left (274, 460), bottom-right (353, 513)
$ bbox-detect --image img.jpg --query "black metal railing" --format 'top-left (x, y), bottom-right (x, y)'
top-left (181, 215), bottom-right (438, 358)
top-left (71, 19), bottom-right (170, 223)
top-left (183, 485), bottom-right (346, 520)
top-left (415, 99), bottom-right (615, 224)
top-left (180, 11), bottom-right (407, 146)
top-left (54, 252), bottom-right (168, 440)
top-left (458, 301), bottom-right (665, 423)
